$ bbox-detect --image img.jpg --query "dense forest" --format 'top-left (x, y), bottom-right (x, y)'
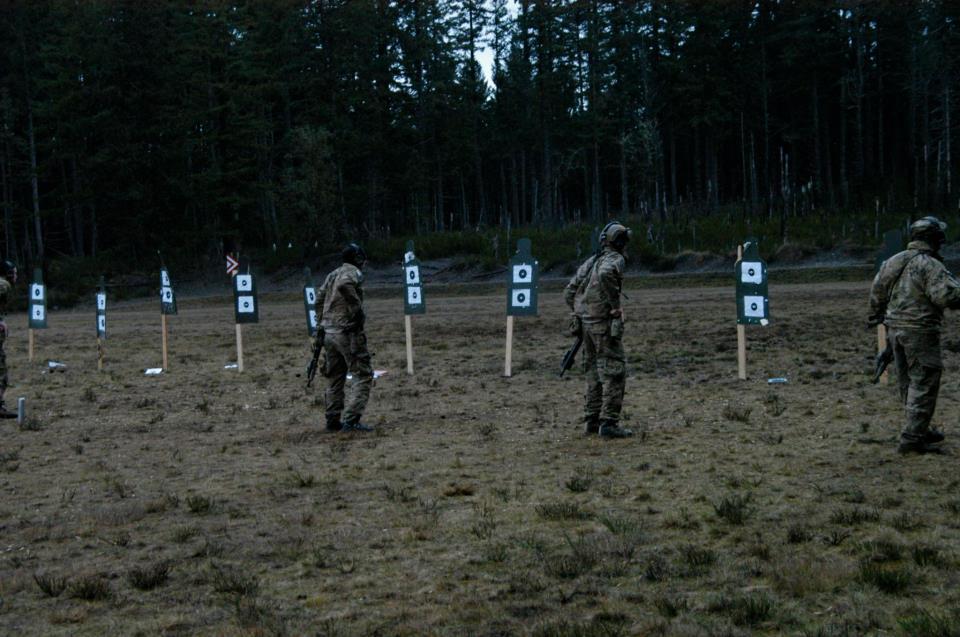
top-left (1, 1), bottom-right (958, 272)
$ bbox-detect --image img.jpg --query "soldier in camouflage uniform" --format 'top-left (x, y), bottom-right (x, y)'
top-left (316, 244), bottom-right (374, 432)
top-left (564, 222), bottom-right (633, 438)
top-left (0, 260), bottom-right (17, 418)
top-left (869, 216), bottom-right (960, 453)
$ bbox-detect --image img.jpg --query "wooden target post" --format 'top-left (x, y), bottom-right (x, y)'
top-left (159, 265), bottom-right (178, 371)
top-left (734, 240), bottom-right (769, 380)
top-left (95, 277), bottom-right (107, 371)
top-left (27, 268), bottom-right (47, 362)
top-left (402, 240), bottom-right (425, 375)
top-left (232, 257), bottom-right (259, 373)
top-left (504, 238), bottom-right (539, 377)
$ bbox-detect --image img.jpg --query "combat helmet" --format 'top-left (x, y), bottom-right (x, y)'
top-left (342, 243), bottom-right (368, 268)
top-left (0, 259), bottom-right (16, 279)
top-left (600, 221), bottom-right (631, 252)
top-left (910, 216), bottom-right (947, 248)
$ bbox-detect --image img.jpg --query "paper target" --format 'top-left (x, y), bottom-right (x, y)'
top-left (32, 306), bottom-right (45, 321)
top-left (743, 295), bottom-right (766, 318)
top-left (161, 287), bottom-right (173, 303)
top-left (741, 262), bottom-right (763, 284)
top-left (97, 316), bottom-right (106, 333)
top-left (406, 266), bottom-right (421, 285)
top-left (407, 286), bottom-right (422, 305)
top-left (305, 287), bottom-right (316, 305)
top-left (161, 271), bottom-right (170, 287)
top-left (97, 293), bottom-right (106, 311)
top-left (236, 274), bottom-right (253, 292)
top-left (512, 289), bottom-right (532, 308)
top-left (31, 284), bottom-right (44, 301)
top-left (237, 295), bottom-right (255, 313)
top-left (404, 251), bottom-right (415, 264)
top-left (513, 265), bottom-right (532, 284)
top-left (308, 309), bottom-right (318, 329)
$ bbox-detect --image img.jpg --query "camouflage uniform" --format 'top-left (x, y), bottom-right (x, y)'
top-left (565, 246), bottom-right (627, 428)
top-left (317, 263), bottom-right (373, 426)
top-left (869, 238), bottom-right (960, 442)
top-left (0, 276), bottom-right (10, 392)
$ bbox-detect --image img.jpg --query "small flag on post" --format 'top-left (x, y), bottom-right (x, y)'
top-left (226, 253), bottom-right (239, 277)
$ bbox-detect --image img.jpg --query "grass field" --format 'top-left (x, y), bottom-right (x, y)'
top-left (1, 278), bottom-right (959, 636)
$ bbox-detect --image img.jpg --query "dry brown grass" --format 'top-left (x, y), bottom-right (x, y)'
top-left (0, 280), bottom-right (959, 633)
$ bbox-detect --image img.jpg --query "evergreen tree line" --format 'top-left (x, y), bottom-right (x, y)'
top-left (0, 1), bottom-right (958, 271)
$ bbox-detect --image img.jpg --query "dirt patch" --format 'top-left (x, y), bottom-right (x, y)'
top-left (0, 280), bottom-right (956, 634)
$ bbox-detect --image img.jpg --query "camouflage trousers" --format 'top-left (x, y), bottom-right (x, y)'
top-left (582, 319), bottom-right (626, 424)
top-left (323, 330), bottom-right (373, 424)
top-left (890, 328), bottom-right (941, 437)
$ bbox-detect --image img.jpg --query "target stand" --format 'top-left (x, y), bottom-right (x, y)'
top-left (735, 240), bottom-right (770, 380)
top-left (504, 238), bottom-right (539, 377)
top-left (403, 240), bottom-right (425, 375)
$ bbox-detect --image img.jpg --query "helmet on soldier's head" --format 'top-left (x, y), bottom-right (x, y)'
top-left (0, 260), bottom-right (16, 278)
top-left (600, 221), bottom-right (631, 252)
top-left (910, 216), bottom-right (947, 247)
top-left (342, 243), bottom-right (367, 268)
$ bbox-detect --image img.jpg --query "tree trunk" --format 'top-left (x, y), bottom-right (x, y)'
top-left (619, 133), bottom-right (629, 216)
top-left (26, 106), bottom-right (43, 260)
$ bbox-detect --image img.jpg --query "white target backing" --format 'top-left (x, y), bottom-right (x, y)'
top-left (32, 306), bottom-right (45, 321)
top-left (161, 271), bottom-right (170, 286)
top-left (97, 293), bottom-right (106, 310)
top-left (305, 287), bottom-right (316, 305)
top-left (743, 295), bottom-right (765, 318)
top-left (237, 295), bottom-right (255, 313)
top-left (161, 287), bottom-right (173, 303)
top-left (30, 284), bottom-right (44, 301)
top-left (308, 309), bottom-right (318, 329)
top-left (236, 274), bottom-right (253, 292)
top-left (407, 286), bottom-right (422, 305)
top-left (406, 266), bottom-right (421, 285)
top-left (512, 264), bottom-right (532, 284)
top-left (741, 261), bottom-right (763, 284)
top-left (512, 288), bottom-right (532, 308)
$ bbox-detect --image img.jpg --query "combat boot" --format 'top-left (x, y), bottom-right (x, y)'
top-left (922, 429), bottom-right (945, 445)
top-left (325, 416), bottom-right (342, 432)
top-left (898, 434), bottom-right (934, 454)
top-left (584, 418), bottom-right (600, 435)
top-left (341, 418), bottom-right (373, 433)
top-left (598, 419), bottom-right (633, 439)
top-left (0, 401), bottom-right (16, 419)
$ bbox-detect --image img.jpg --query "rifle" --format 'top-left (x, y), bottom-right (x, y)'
top-left (306, 327), bottom-right (325, 387)
top-left (872, 340), bottom-right (893, 384)
top-left (559, 332), bottom-right (583, 378)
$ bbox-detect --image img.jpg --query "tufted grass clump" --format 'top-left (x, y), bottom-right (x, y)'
top-left (127, 561), bottom-right (171, 591)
